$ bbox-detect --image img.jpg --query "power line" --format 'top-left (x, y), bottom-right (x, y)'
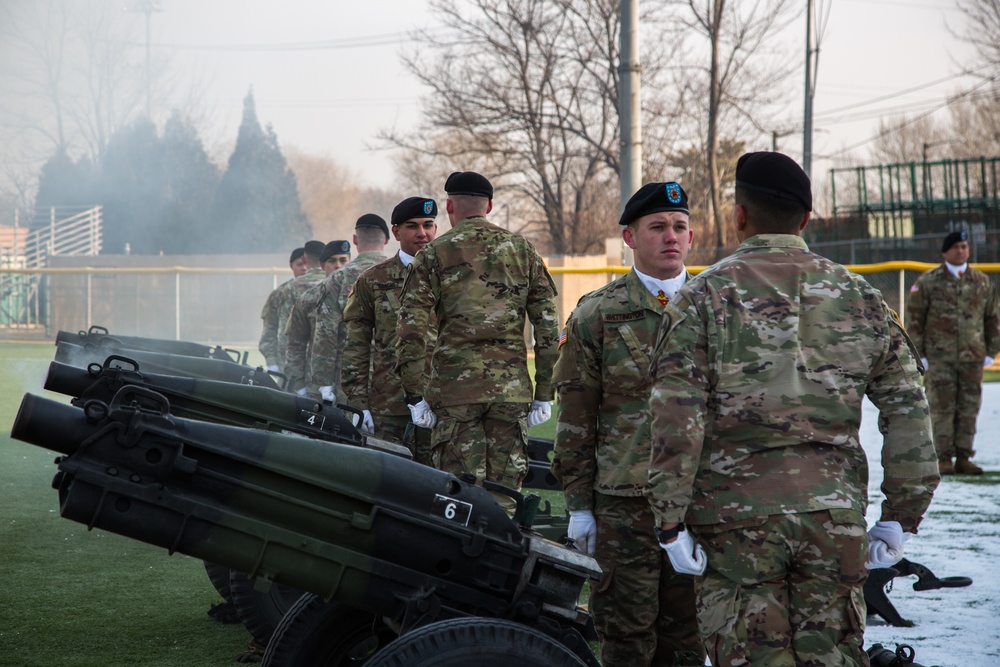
top-left (819, 71), bottom-right (1000, 158)
top-left (109, 28), bottom-right (446, 53)
top-left (814, 63), bottom-right (994, 119)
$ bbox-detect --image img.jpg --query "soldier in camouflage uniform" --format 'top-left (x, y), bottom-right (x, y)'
top-left (645, 152), bottom-right (940, 666)
top-left (551, 182), bottom-right (702, 667)
top-left (310, 215), bottom-right (390, 405)
top-left (342, 197), bottom-right (438, 462)
top-left (395, 171), bottom-right (559, 513)
top-left (283, 240), bottom-right (352, 394)
top-left (258, 246), bottom-right (308, 372)
top-left (905, 229), bottom-right (1000, 475)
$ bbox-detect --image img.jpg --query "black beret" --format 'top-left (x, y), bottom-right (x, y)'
top-left (392, 197), bottom-right (438, 226)
top-left (320, 240), bottom-right (351, 263)
top-left (303, 240), bottom-right (326, 258)
top-left (444, 171), bottom-right (493, 199)
top-left (355, 213), bottom-right (389, 241)
top-left (288, 247), bottom-right (305, 263)
top-left (735, 151), bottom-right (812, 211)
top-left (618, 182), bottom-right (690, 226)
top-left (942, 229), bottom-right (968, 253)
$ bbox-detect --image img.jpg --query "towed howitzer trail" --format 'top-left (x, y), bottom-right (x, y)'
top-left (11, 388), bottom-right (601, 666)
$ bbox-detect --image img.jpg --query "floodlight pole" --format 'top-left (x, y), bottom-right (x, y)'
top-left (803, 0), bottom-right (814, 177)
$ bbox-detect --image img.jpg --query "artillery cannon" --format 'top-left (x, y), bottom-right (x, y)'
top-left (55, 340), bottom-right (283, 390)
top-left (56, 325), bottom-right (248, 364)
top-left (11, 389), bottom-right (601, 666)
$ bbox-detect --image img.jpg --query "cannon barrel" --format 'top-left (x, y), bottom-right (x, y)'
top-left (10, 390), bottom-right (598, 642)
top-left (55, 326), bottom-right (245, 363)
top-left (43, 359), bottom-right (369, 450)
top-left (54, 341), bottom-right (281, 390)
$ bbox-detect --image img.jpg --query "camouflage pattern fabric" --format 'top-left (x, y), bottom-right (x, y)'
top-left (432, 401), bottom-right (529, 514)
top-left (342, 254), bottom-right (436, 419)
top-left (283, 280), bottom-right (327, 394)
top-left (646, 234), bottom-right (939, 665)
top-left (906, 264), bottom-right (1000, 363)
top-left (258, 278), bottom-right (293, 369)
top-left (551, 269), bottom-right (701, 666)
top-left (551, 269), bottom-right (679, 511)
top-left (310, 250), bottom-right (387, 397)
top-left (277, 268), bottom-right (326, 387)
top-left (590, 495), bottom-right (702, 667)
top-left (647, 234), bottom-right (938, 531)
top-left (377, 414), bottom-right (433, 466)
top-left (905, 264), bottom-right (1000, 458)
top-left (394, 216), bottom-right (560, 408)
top-left (690, 510), bottom-right (869, 666)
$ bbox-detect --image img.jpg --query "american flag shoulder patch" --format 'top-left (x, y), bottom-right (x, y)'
top-left (910, 284), bottom-right (920, 293)
top-left (558, 326), bottom-right (568, 349)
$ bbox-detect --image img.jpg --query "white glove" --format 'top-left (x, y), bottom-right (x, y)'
top-left (868, 520), bottom-right (912, 569)
top-left (661, 529), bottom-right (707, 576)
top-left (567, 510), bottom-right (597, 555)
top-left (296, 387), bottom-right (308, 397)
top-left (267, 364), bottom-right (280, 373)
top-left (360, 409), bottom-right (375, 435)
top-left (984, 356), bottom-right (994, 368)
top-left (921, 357), bottom-right (929, 371)
top-left (320, 385), bottom-right (336, 402)
top-left (407, 399), bottom-right (437, 429)
top-left (527, 400), bottom-right (552, 428)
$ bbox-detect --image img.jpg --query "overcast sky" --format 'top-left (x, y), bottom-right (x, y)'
top-left (137, 0), bottom-right (979, 192)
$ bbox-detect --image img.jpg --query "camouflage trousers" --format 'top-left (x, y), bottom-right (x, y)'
top-left (924, 360), bottom-right (983, 459)
top-left (591, 494), bottom-right (703, 667)
top-left (690, 509), bottom-right (869, 667)
top-left (375, 414), bottom-right (434, 467)
top-left (432, 402), bottom-right (528, 513)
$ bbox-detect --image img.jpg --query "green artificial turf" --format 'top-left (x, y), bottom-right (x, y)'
top-left (0, 343), bottom-right (567, 666)
top-left (1, 343), bottom-right (251, 667)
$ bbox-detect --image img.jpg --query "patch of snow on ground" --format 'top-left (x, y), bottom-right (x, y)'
top-left (861, 385), bottom-right (1000, 666)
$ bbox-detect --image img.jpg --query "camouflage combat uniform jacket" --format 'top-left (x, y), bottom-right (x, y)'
top-left (905, 264), bottom-right (1000, 363)
top-left (310, 250), bottom-right (388, 396)
top-left (278, 268), bottom-right (327, 386)
top-left (646, 234), bottom-right (939, 533)
top-left (342, 253), bottom-right (435, 417)
top-left (395, 216), bottom-right (560, 407)
top-left (551, 269), bottom-right (681, 511)
top-left (283, 280), bottom-right (327, 392)
top-left (258, 278), bottom-right (294, 369)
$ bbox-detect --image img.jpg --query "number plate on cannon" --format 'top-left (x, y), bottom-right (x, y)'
top-left (431, 494), bottom-right (472, 526)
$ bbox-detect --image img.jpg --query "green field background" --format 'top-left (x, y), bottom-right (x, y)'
top-left (0, 342), bottom-right (559, 666)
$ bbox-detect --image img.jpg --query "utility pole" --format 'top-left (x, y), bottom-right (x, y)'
top-left (802, 0), bottom-right (814, 177)
top-left (619, 0), bottom-right (642, 266)
top-left (124, 0), bottom-right (163, 119)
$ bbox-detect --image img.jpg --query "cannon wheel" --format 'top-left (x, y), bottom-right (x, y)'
top-left (229, 569), bottom-right (308, 645)
top-left (262, 594), bottom-right (397, 666)
top-left (203, 561), bottom-right (232, 600)
top-left (366, 617), bottom-right (588, 667)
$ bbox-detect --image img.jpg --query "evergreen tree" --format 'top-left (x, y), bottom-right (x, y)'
top-left (160, 112), bottom-right (220, 253)
top-left (34, 151), bottom-right (97, 213)
top-left (97, 118), bottom-right (166, 254)
top-left (210, 89), bottom-right (311, 253)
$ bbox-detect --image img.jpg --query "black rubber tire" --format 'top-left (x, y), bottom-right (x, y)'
top-left (203, 561), bottom-right (232, 601)
top-left (365, 618), bottom-right (588, 667)
top-left (229, 569), bottom-right (308, 645)
top-left (262, 594), bottom-right (397, 667)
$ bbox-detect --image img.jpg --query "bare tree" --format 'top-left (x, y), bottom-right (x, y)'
top-left (956, 0), bottom-right (1000, 69)
top-left (870, 115), bottom-right (948, 165)
top-left (385, 0), bottom-right (658, 254)
top-left (671, 0), bottom-right (801, 251)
